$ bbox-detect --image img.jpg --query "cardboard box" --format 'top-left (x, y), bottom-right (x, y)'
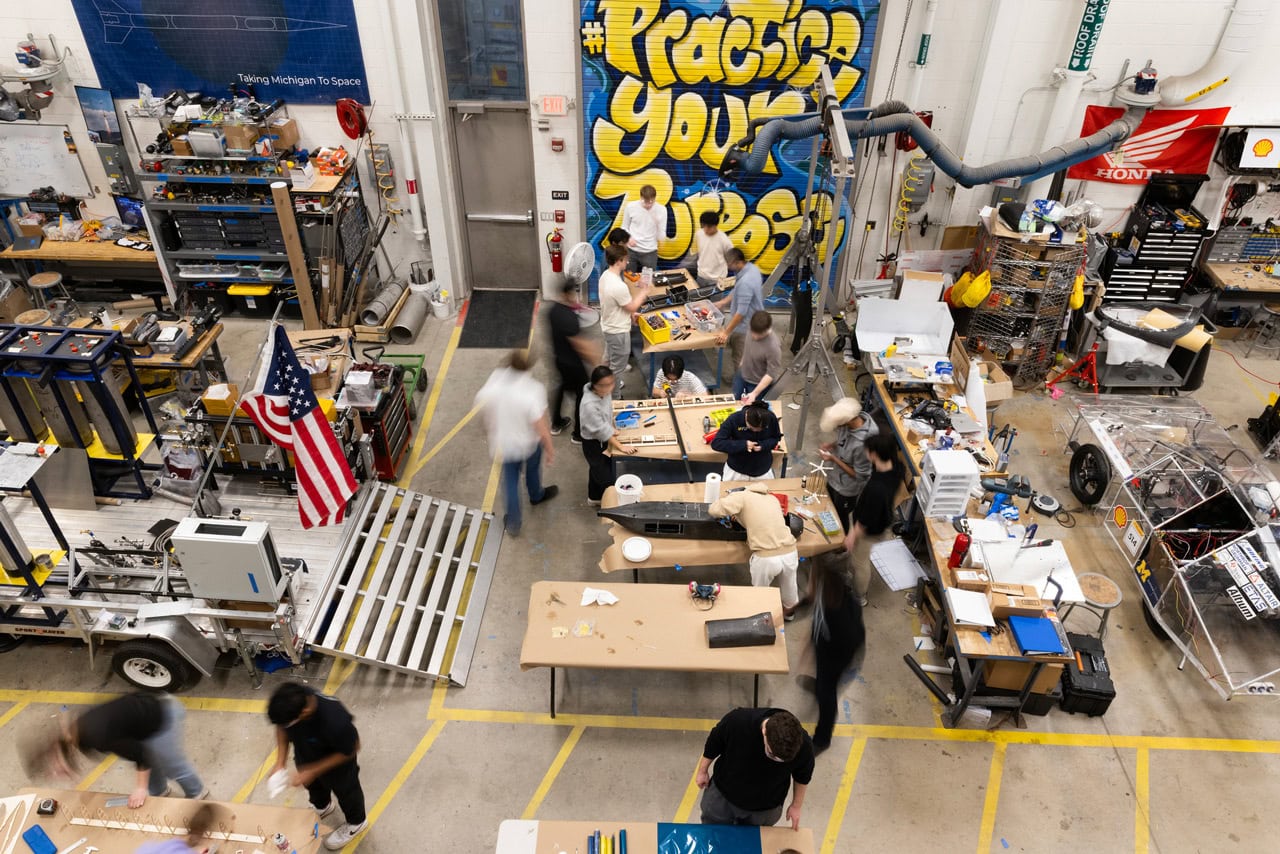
top-left (201, 383), bottom-right (240, 417)
top-left (993, 596), bottom-right (1048, 618)
top-left (952, 569), bottom-right (992, 592)
top-left (950, 335), bottom-right (1013, 403)
top-left (171, 136), bottom-right (193, 156)
top-left (222, 123), bottom-right (258, 152)
top-left (983, 660), bottom-right (1064, 694)
top-left (17, 222), bottom-right (44, 238)
top-left (270, 117), bottom-right (300, 149)
top-left (897, 269), bottom-right (948, 301)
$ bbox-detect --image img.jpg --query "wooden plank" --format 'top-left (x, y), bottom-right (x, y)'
top-left (269, 181), bottom-right (321, 329)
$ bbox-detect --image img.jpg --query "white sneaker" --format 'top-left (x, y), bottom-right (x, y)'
top-left (324, 821), bottom-right (367, 850)
top-left (317, 798), bottom-right (337, 818)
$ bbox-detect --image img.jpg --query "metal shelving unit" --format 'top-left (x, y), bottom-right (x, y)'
top-left (966, 224), bottom-right (1085, 388)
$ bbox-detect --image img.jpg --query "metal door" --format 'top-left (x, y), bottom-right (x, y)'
top-left (451, 106), bottom-right (540, 289)
top-left (435, 0), bottom-right (539, 290)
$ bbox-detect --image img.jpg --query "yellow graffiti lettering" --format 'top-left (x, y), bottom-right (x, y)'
top-left (644, 9), bottom-right (688, 89)
top-left (730, 213), bottom-right (771, 261)
top-left (699, 95), bottom-right (748, 173)
top-left (671, 16), bottom-right (726, 85)
top-left (732, 0), bottom-right (791, 81)
top-left (667, 92), bottom-right (708, 161)
top-left (720, 17), bottom-right (758, 86)
top-left (592, 76), bottom-right (672, 174)
top-left (600, 0), bottom-right (659, 78)
top-left (790, 10), bottom-right (831, 86)
top-left (754, 189), bottom-right (802, 271)
top-left (824, 13), bottom-right (863, 100)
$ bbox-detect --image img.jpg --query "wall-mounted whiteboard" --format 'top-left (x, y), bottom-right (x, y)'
top-left (0, 123), bottom-right (92, 198)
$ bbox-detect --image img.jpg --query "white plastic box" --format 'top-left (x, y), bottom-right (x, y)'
top-left (917, 449), bottom-right (980, 518)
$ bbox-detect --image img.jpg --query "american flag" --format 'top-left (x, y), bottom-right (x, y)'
top-left (239, 326), bottom-right (357, 528)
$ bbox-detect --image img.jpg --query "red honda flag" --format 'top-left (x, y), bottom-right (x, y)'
top-left (1066, 106), bottom-right (1230, 184)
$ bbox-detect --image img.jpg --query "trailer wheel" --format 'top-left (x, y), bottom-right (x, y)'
top-left (111, 640), bottom-right (196, 691)
top-left (417, 369), bottom-right (429, 392)
top-left (1142, 602), bottom-right (1170, 641)
top-left (1069, 443), bottom-right (1111, 505)
top-left (0, 634), bottom-right (23, 653)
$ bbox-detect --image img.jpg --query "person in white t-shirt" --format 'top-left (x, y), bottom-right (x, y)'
top-left (651, 355), bottom-right (708, 399)
top-left (474, 350), bottom-right (558, 536)
top-left (597, 242), bottom-right (648, 390)
top-left (688, 211), bottom-right (734, 287)
top-left (621, 185), bottom-right (667, 273)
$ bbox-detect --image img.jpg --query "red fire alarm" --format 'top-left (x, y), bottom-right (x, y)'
top-left (554, 210), bottom-right (566, 223)
top-left (551, 137), bottom-right (565, 152)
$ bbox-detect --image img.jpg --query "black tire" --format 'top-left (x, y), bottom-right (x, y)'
top-left (1142, 602), bottom-right (1170, 641)
top-left (1069, 443), bottom-right (1111, 505)
top-left (407, 395), bottom-right (419, 421)
top-left (111, 639), bottom-right (196, 692)
top-left (0, 634), bottom-right (23, 653)
top-left (416, 369), bottom-right (429, 392)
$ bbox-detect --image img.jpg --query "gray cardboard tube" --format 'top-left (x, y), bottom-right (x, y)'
top-left (390, 292), bottom-right (430, 344)
top-left (360, 280), bottom-right (407, 326)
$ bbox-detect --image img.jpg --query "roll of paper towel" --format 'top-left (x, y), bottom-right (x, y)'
top-left (704, 472), bottom-right (721, 504)
top-left (615, 474), bottom-right (644, 505)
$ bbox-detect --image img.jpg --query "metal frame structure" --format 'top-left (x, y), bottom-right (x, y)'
top-left (1067, 395), bottom-right (1280, 698)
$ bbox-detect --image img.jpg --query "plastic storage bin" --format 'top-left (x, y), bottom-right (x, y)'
top-left (228, 284), bottom-right (278, 317)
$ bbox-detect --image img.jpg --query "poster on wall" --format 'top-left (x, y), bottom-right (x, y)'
top-left (580, 0), bottom-right (881, 305)
top-left (69, 0), bottom-right (371, 104)
top-left (1066, 105), bottom-right (1231, 184)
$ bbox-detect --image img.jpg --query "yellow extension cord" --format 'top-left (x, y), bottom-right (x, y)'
top-left (893, 154), bottom-right (928, 233)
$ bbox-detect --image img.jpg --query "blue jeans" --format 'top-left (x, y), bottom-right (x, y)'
top-left (143, 697), bottom-right (203, 797)
top-left (502, 445), bottom-right (546, 532)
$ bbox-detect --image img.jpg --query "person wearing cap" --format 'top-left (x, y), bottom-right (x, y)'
top-left (818, 397), bottom-right (880, 531)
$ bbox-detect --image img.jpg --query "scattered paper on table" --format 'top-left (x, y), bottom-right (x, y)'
top-left (572, 620), bottom-right (595, 638)
top-left (550, 626), bottom-right (568, 639)
top-left (581, 587), bottom-right (620, 606)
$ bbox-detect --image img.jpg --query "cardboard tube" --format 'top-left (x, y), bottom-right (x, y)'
top-left (390, 292), bottom-right (430, 344)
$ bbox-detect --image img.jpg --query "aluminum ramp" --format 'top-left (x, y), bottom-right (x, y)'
top-left (302, 482), bottom-right (503, 685)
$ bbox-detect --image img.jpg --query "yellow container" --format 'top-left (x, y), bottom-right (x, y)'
top-left (639, 312), bottom-right (670, 346)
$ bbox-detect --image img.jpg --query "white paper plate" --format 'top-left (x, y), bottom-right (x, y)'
top-left (622, 536), bottom-right (652, 563)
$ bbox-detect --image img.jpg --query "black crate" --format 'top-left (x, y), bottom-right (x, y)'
top-left (1060, 632), bottom-right (1115, 716)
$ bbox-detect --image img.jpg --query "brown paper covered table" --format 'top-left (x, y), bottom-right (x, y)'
top-left (520, 580), bottom-right (788, 717)
top-left (1, 240), bottom-right (158, 265)
top-left (607, 394), bottom-right (787, 469)
top-left (1202, 260), bottom-right (1280, 294)
top-left (598, 477), bottom-right (842, 577)
top-left (11, 787), bottom-right (328, 851)
top-left (497, 818), bottom-right (815, 853)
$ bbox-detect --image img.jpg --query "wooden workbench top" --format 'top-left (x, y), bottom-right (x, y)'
top-left (130, 322), bottom-right (223, 370)
top-left (870, 370), bottom-right (999, 477)
top-left (1201, 261), bottom-right (1280, 294)
top-left (1, 239), bottom-right (157, 264)
top-left (625, 268), bottom-right (733, 354)
top-left (607, 394), bottom-right (787, 461)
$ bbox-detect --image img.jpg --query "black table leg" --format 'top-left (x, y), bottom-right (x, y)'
top-left (550, 667), bottom-right (556, 719)
top-left (28, 480), bottom-right (68, 551)
top-left (753, 674), bottom-right (759, 707)
top-left (633, 567), bottom-right (638, 584)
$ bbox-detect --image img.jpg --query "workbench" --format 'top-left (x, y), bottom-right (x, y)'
top-left (598, 477), bottom-right (842, 577)
top-left (607, 394), bottom-right (787, 473)
top-left (1, 239), bottom-right (164, 295)
top-left (497, 818), bottom-right (815, 853)
top-left (130, 321), bottom-right (227, 388)
top-left (868, 370), bottom-right (999, 479)
top-left (627, 269), bottom-right (733, 389)
top-left (519, 581), bottom-right (789, 717)
top-left (1201, 260), bottom-right (1280, 294)
top-left (7, 788), bottom-right (329, 853)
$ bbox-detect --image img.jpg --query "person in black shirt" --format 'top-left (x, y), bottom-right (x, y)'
top-left (695, 707), bottom-right (813, 828)
top-left (23, 693), bottom-right (207, 808)
top-left (710, 403), bottom-right (782, 480)
top-left (547, 279), bottom-right (600, 443)
top-left (804, 555), bottom-right (866, 753)
top-left (268, 683), bottom-right (366, 851)
top-left (845, 432), bottom-right (904, 605)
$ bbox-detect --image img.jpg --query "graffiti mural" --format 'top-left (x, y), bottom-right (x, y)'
top-left (580, 0), bottom-right (880, 304)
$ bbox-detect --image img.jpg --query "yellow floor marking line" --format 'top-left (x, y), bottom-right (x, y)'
top-left (76, 755), bottom-right (116, 791)
top-left (346, 719), bottom-right (448, 852)
top-left (234, 749), bottom-right (279, 803)
top-left (323, 658), bottom-right (357, 696)
top-left (0, 701), bottom-right (29, 730)
top-left (820, 737), bottom-right (868, 854)
top-left (0, 690), bottom-right (265, 714)
top-left (402, 405), bottom-right (481, 481)
top-left (975, 742), bottom-right (1007, 854)
top-left (520, 725), bottom-right (586, 820)
top-left (1134, 747), bottom-right (1151, 854)
top-left (398, 324), bottom-right (464, 488)
top-left (672, 765), bottom-right (702, 823)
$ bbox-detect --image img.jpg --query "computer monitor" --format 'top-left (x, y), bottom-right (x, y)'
top-left (74, 86), bottom-right (123, 146)
top-left (113, 195), bottom-right (145, 229)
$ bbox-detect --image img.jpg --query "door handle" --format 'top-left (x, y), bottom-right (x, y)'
top-left (466, 210), bottom-right (534, 225)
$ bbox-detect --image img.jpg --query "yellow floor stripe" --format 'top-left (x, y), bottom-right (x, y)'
top-left (1134, 747), bottom-right (1151, 854)
top-left (521, 725), bottom-right (586, 820)
top-left (820, 737), bottom-right (867, 854)
top-left (234, 748), bottom-right (279, 803)
top-left (0, 701), bottom-right (29, 730)
top-left (323, 658), bottom-right (357, 695)
top-left (76, 755), bottom-right (116, 791)
top-left (975, 742), bottom-right (1007, 853)
top-left (399, 405), bottom-right (482, 484)
top-left (672, 766), bottom-right (702, 823)
top-left (346, 719), bottom-right (447, 851)
top-left (481, 453), bottom-right (502, 512)
top-left (398, 324), bottom-right (463, 489)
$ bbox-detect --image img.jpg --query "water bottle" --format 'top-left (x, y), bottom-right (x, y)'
top-left (641, 266), bottom-right (653, 287)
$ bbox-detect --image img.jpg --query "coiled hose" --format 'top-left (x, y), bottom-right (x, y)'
top-left (893, 154), bottom-right (928, 233)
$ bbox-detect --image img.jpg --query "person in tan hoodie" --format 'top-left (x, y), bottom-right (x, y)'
top-left (709, 483), bottom-right (800, 620)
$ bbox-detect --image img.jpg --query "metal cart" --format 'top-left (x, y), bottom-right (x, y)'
top-left (1065, 395), bottom-right (1280, 698)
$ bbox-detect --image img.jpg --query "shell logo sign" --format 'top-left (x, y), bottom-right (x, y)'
top-left (579, 1), bottom-right (881, 302)
top-left (1253, 138), bottom-right (1275, 159)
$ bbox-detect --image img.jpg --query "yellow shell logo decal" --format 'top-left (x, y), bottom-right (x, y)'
top-left (1253, 138), bottom-right (1275, 158)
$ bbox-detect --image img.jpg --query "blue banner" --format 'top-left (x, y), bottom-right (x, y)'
top-left (580, 0), bottom-right (880, 305)
top-left (70, 0), bottom-right (370, 104)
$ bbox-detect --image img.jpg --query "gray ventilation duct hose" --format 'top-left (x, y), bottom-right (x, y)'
top-left (390, 292), bottom-right (431, 344)
top-left (735, 101), bottom-right (1147, 189)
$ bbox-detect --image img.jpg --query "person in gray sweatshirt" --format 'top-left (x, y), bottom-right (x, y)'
top-left (818, 397), bottom-right (879, 531)
top-left (579, 365), bottom-right (637, 503)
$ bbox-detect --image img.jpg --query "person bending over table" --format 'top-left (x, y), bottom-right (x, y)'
top-left (709, 482), bottom-right (801, 620)
top-left (695, 707), bottom-right (814, 828)
top-left (651, 354), bottom-right (708, 398)
top-left (735, 310), bottom-right (782, 403)
top-left (579, 365), bottom-right (636, 503)
top-left (715, 248), bottom-right (765, 373)
top-left (818, 397), bottom-right (880, 531)
top-left (711, 402), bottom-right (781, 481)
top-left (804, 555), bottom-right (866, 754)
top-left (846, 433), bottom-right (905, 606)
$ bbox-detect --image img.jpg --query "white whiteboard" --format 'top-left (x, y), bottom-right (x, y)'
top-left (0, 123), bottom-right (92, 197)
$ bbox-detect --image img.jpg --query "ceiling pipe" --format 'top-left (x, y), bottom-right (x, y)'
top-left (1159, 0), bottom-right (1269, 105)
top-left (381, 0), bottom-right (427, 246)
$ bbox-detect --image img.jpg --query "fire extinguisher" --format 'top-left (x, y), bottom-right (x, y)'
top-left (546, 228), bottom-right (564, 273)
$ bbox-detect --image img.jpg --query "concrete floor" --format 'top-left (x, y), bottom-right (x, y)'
top-left (4, 303), bottom-right (1280, 853)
